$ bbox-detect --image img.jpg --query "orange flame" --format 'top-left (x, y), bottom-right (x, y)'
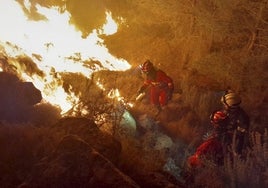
top-left (107, 88), bottom-right (134, 108)
top-left (0, 0), bottom-right (130, 114)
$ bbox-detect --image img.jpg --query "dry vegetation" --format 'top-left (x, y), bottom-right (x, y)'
top-left (0, 122), bottom-right (51, 187)
top-left (119, 137), bottom-right (166, 174)
top-left (0, 0), bottom-right (267, 187)
top-left (1, 118), bottom-right (268, 187)
top-left (186, 130), bottom-right (268, 188)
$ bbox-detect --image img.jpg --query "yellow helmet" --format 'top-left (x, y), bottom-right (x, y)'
top-left (221, 90), bottom-right (241, 108)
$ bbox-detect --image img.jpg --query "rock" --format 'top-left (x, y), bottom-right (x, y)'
top-left (100, 109), bottom-right (137, 137)
top-left (132, 171), bottom-right (185, 188)
top-left (154, 133), bottom-right (174, 150)
top-left (120, 110), bottom-right (137, 136)
top-left (16, 82), bottom-right (42, 105)
top-left (26, 135), bottom-right (139, 188)
top-left (163, 158), bottom-right (182, 180)
top-left (0, 72), bottom-right (42, 122)
top-left (50, 117), bottom-right (122, 164)
top-left (138, 114), bottom-right (155, 131)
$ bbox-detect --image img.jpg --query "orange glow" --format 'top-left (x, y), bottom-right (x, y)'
top-left (107, 88), bottom-right (134, 108)
top-left (0, 0), bottom-right (130, 114)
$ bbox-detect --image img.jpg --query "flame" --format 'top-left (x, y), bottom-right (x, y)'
top-left (102, 12), bottom-right (118, 35)
top-left (107, 88), bottom-right (134, 108)
top-left (96, 80), bottom-right (106, 91)
top-left (0, 0), bottom-right (131, 114)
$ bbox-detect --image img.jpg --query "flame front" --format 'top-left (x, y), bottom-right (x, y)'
top-left (0, 0), bottom-right (130, 114)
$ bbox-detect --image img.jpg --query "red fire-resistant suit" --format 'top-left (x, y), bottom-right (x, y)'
top-left (187, 137), bottom-right (224, 168)
top-left (139, 69), bottom-right (174, 107)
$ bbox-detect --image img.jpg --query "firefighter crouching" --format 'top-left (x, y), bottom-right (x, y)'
top-left (137, 60), bottom-right (174, 113)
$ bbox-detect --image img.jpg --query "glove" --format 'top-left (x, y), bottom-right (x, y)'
top-left (136, 92), bottom-right (145, 101)
top-left (151, 82), bottom-right (160, 86)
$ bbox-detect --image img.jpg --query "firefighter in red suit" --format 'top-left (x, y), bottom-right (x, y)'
top-left (137, 60), bottom-right (174, 110)
top-left (187, 90), bottom-right (250, 169)
top-left (187, 111), bottom-right (227, 169)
